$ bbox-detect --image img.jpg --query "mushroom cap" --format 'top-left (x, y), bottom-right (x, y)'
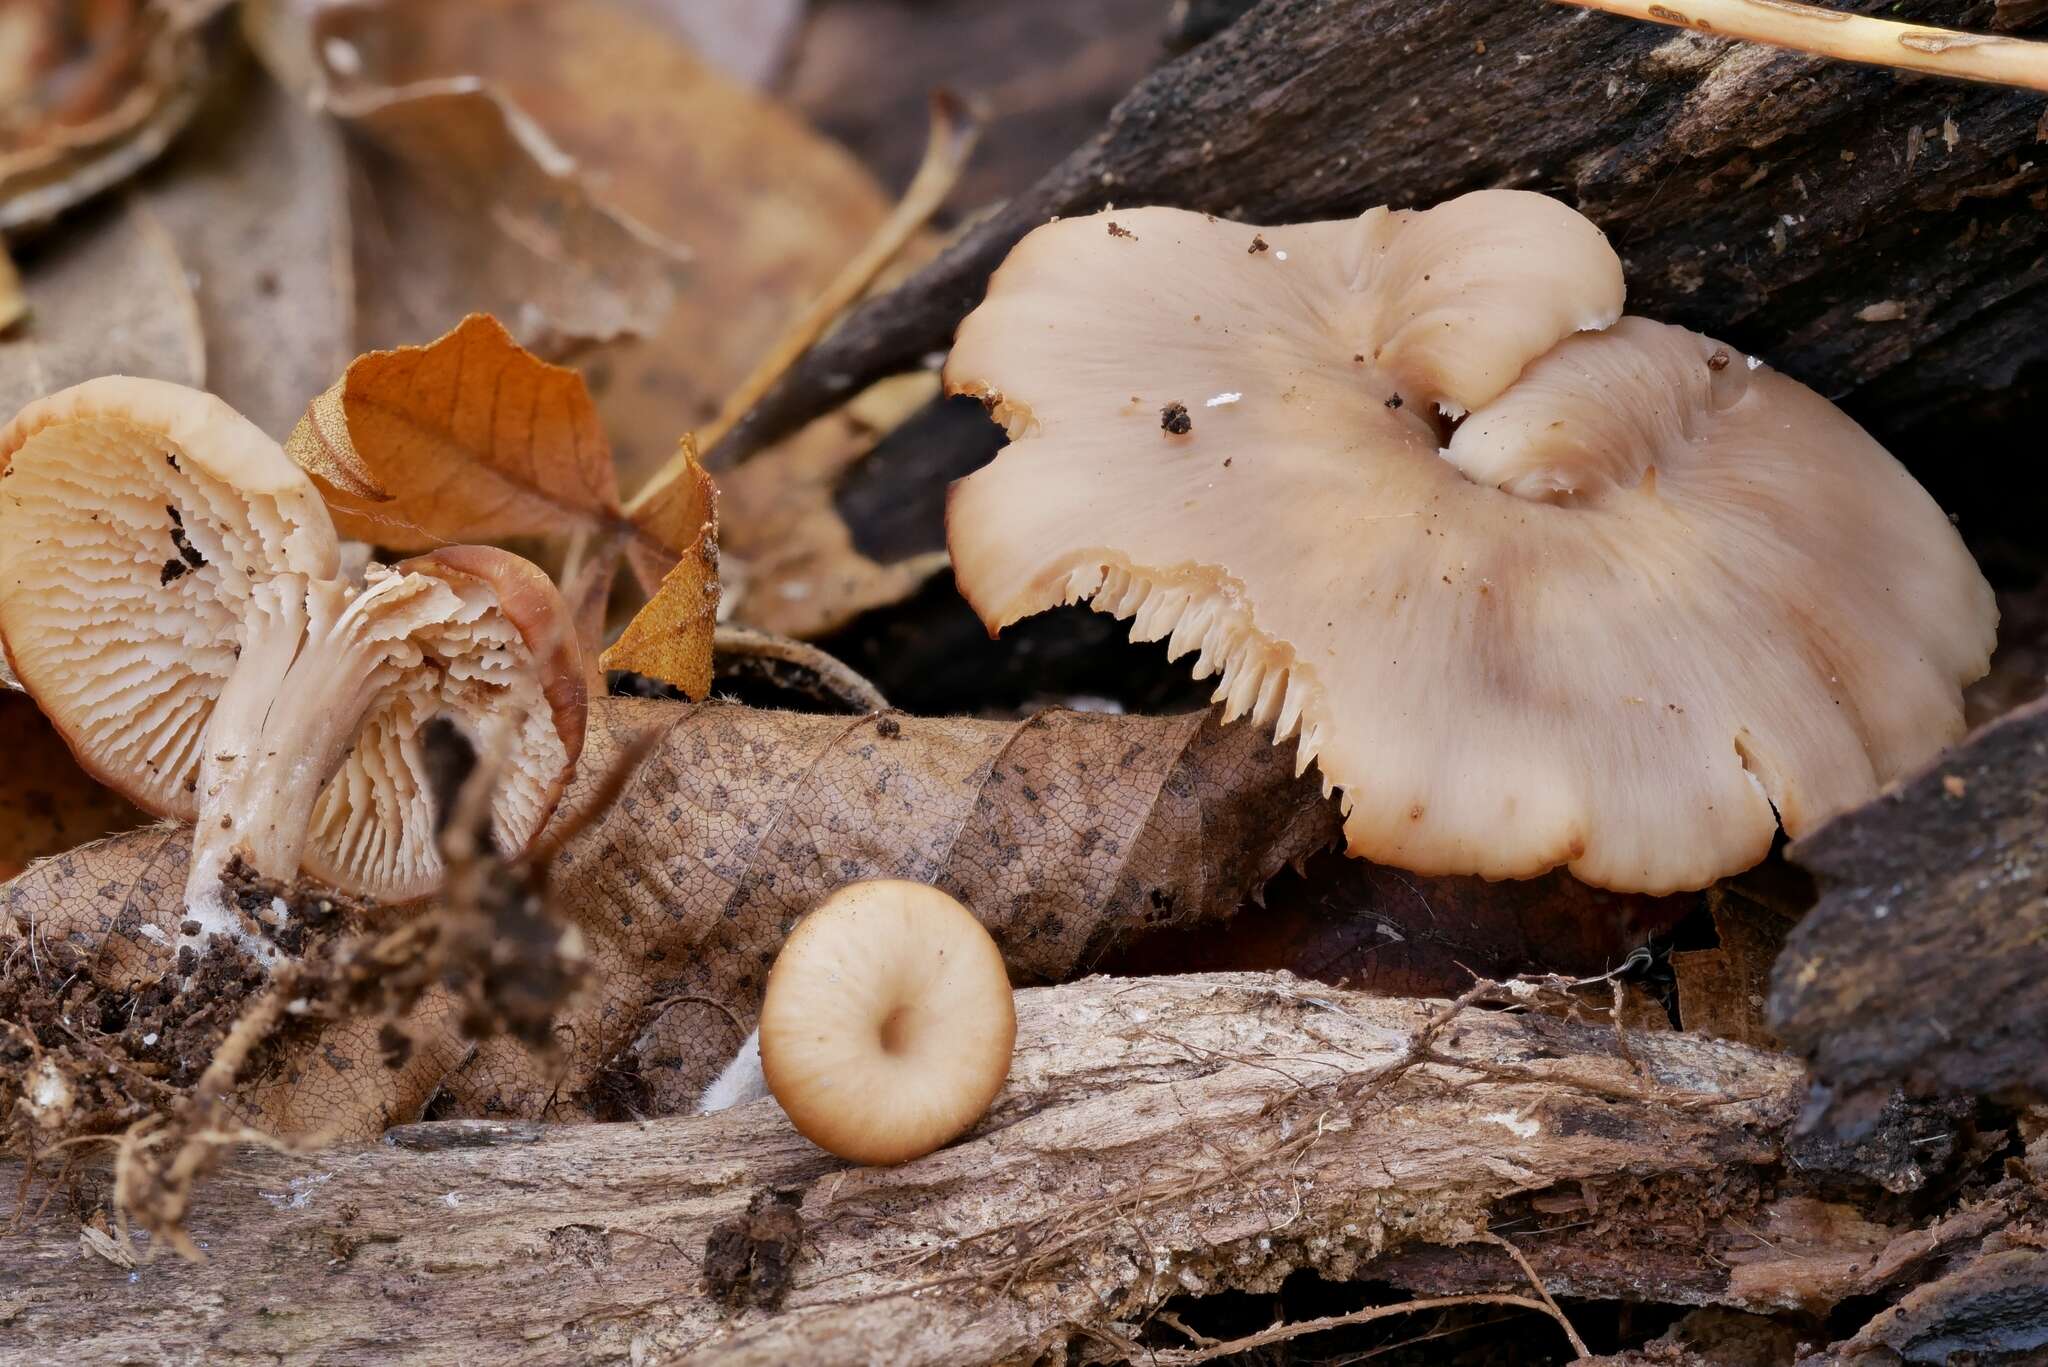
top-left (0, 376), bottom-right (338, 815)
top-left (944, 191), bottom-right (1996, 893)
top-left (758, 879), bottom-right (1015, 1166)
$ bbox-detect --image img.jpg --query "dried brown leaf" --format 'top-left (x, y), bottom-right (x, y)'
top-left (289, 313), bottom-right (718, 682)
top-left (138, 42), bottom-right (352, 439)
top-left (0, 0), bottom-right (209, 232)
top-left (335, 78), bottom-right (687, 355)
top-left (601, 440), bottom-right (720, 695)
top-left (311, 0), bottom-right (889, 486)
top-left (0, 692), bottom-right (148, 881)
top-left (4, 696), bottom-right (1336, 1138)
top-left (0, 193), bottom-right (203, 415)
top-left (289, 313), bottom-right (626, 548)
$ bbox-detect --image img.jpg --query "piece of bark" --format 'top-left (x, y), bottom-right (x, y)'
top-left (1769, 696), bottom-right (2048, 1130)
top-left (1670, 889), bottom-right (1793, 1048)
top-left (1825, 1240), bottom-right (2048, 1363)
top-left (708, 0), bottom-right (2048, 472)
top-left (0, 971), bottom-right (1814, 1364)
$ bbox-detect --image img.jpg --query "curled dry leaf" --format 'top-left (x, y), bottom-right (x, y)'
top-left (0, 193), bottom-right (203, 415)
top-left (599, 439), bottom-right (721, 694)
top-left (333, 79), bottom-right (687, 355)
top-left (0, 0), bottom-right (210, 231)
top-left (308, 0), bottom-right (888, 485)
top-left (2, 695), bottom-right (1337, 1139)
top-left (287, 313), bottom-right (719, 690)
top-left (137, 42), bottom-right (353, 439)
top-left (245, 0), bottom-right (687, 356)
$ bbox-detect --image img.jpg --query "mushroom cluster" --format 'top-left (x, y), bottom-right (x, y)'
top-left (945, 190), bottom-right (1996, 893)
top-left (0, 377), bottom-right (586, 951)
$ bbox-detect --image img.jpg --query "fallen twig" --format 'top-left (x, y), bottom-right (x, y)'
top-left (1556, 0), bottom-right (2048, 92)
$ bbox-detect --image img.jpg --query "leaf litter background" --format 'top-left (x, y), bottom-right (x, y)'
top-left (1, 1), bottom-right (2046, 1360)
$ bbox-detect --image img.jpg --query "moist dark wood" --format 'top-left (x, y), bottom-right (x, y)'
top-left (1770, 697), bottom-right (2048, 1130)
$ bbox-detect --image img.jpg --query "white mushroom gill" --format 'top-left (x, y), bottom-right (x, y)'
top-left (185, 568), bottom-right (463, 941)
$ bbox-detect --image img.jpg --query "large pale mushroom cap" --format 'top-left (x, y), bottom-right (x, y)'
top-left (0, 377), bottom-right (586, 906)
top-left (945, 190), bottom-right (1996, 893)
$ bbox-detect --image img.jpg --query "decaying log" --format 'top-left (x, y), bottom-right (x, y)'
top-left (0, 969), bottom-right (1989, 1365)
top-left (1771, 695), bottom-right (2048, 1129)
top-left (709, 0), bottom-right (2048, 473)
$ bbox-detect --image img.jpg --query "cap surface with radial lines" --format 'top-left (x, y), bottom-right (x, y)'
top-left (943, 190), bottom-right (1996, 894)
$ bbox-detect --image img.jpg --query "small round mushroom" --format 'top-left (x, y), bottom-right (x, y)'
top-left (758, 880), bottom-right (1015, 1166)
top-left (944, 190), bottom-right (1996, 893)
top-left (0, 377), bottom-right (587, 946)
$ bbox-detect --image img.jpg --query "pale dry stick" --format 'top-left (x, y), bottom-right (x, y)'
top-left (1148, 1294), bottom-right (1578, 1366)
top-left (1554, 0), bottom-right (2048, 93)
top-left (624, 90), bottom-right (982, 510)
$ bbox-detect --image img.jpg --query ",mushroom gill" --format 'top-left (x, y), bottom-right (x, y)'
top-left (0, 378), bottom-right (584, 948)
top-left (944, 190), bottom-right (1997, 894)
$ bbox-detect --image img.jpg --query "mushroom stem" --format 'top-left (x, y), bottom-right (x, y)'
top-left (183, 571), bottom-right (456, 946)
top-left (1553, 0), bottom-right (2048, 93)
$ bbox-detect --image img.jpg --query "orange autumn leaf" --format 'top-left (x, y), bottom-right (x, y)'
top-left (601, 436), bottom-right (719, 696)
top-left (286, 312), bottom-right (719, 693)
top-left (287, 312), bottom-right (626, 547)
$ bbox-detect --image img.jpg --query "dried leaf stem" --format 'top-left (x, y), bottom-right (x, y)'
top-left (626, 90), bottom-right (980, 507)
top-left (1554, 0), bottom-right (2048, 92)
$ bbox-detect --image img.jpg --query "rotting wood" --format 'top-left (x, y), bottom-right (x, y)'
top-left (707, 0), bottom-right (2048, 471)
top-left (0, 969), bottom-right (1994, 1366)
top-left (1771, 695), bottom-right (2048, 1130)
top-left (0, 967), bottom-right (1835, 1360)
